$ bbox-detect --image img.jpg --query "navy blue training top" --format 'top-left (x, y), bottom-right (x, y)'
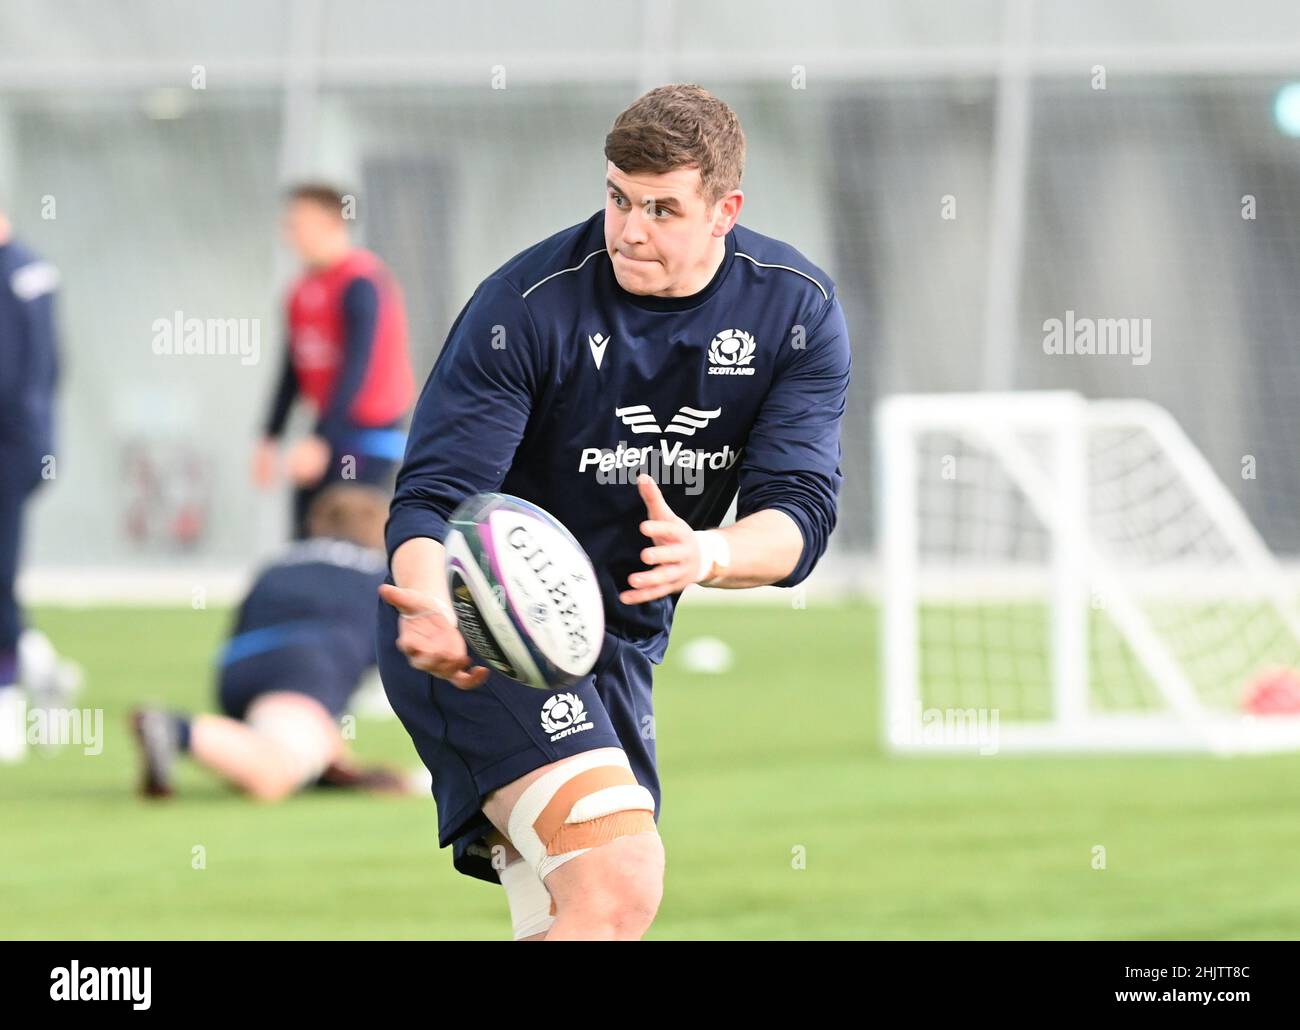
top-left (224, 538), bottom-right (387, 682)
top-left (386, 209), bottom-right (852, 663)
top-left (0, 239), bottom-right (60, 452)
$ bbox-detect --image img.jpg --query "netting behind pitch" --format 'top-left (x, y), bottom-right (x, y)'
top-left (909, 410), bottom-right (1300, 724)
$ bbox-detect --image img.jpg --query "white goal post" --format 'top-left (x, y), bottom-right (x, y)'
top-left (877, 391), bottom-right (1300, 755)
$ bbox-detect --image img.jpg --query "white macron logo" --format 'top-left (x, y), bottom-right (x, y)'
top-left (542, 692), bottom-right (593, 741)
top-left (589, 332), bottom-right (610, 369)
top-left (707, 328), bottom-right (757, 375)
top-left (615, 404), bottom-right (721, 437)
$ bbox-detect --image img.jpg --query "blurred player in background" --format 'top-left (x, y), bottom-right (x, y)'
top-left (0, 205), bottom-right (81, 764)
top-left (131, 485), bottom-right (410, 800)
top-left (252, 184), bottom-right (415, 538)
top-left (377, 84), bottom-right (851, 939)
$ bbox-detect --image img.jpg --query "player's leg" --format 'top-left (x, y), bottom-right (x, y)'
top-left (0, 450), bottom-right (36, 763)
top-left (199, 691), bottom-right (343, 799)
top-left (492, 639), bottom-right (666, 940)
top-left (481, 746), bottom-right (663, 941)
top-left (312, 755), bottom-right (411, 794)
top-left (379, 591), bottom-right (566, 936)
top-left (291, 479), bottom-right (320, 541)
top-left (543, 834), bottom-right (664, 941)
top-left (18, 627), bottom-right (83, 708)
top-left (483, 828), bottom-right (553, 942)
top-left (132, 691), bottom-right (342, 801)
top-left (378, 596), bottom-right (661, 938)
top-left (0, 538), bottom-right (24, 763)
top-left (482, 819), bottom-right (651, 943)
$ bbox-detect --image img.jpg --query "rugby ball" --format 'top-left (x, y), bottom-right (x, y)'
top-left (443, 493), bottom-right (604, 690)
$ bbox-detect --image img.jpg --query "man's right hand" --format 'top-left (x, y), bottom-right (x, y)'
top-left (378, 583), bottom-right (490, 690)
top-left (252, 438), bottom-right (279, 490)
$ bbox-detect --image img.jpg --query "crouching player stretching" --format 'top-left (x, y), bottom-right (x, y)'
top-left (133, 486), bottom-right (409, 800)
top-left (378, 84), bottom-right (851, 939)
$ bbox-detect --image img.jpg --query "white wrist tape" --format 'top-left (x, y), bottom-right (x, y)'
top-left (693, 529), bottom-right (731, 585)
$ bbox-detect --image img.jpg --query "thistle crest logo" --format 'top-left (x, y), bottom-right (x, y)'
top-left (707, 329), bottom-right (757, 375)
top-left (541, 692), bottom-right (592, 740)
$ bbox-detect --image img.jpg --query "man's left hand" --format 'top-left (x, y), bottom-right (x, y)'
top-left (619, 474), bottom-right (704, 605)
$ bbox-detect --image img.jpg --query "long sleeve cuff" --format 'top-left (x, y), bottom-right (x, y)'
top-left (384, 500), bottom-right (451, 558)
top-left (736, 467), bottom-right (840, 588)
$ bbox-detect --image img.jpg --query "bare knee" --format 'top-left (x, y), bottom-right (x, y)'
top-left (546, 831), bottom-right (664, 937)
top-left (243, 692), bottom-right (340, 799)
top-left (486, 748), bottom-right (662, 939)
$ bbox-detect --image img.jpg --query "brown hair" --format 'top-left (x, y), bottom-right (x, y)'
top-left (306, 485), bottom-right (389, 549)
top-left (604, 84), bottom-right (745, 206)
top-left (285, 182), bottom-right (348, 218)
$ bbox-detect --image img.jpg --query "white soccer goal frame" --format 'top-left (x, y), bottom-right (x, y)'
top-left (877, 391), bottom-right (1300, 755)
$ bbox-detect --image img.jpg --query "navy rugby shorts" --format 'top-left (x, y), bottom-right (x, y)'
top-left (375, 587), bottom-right (661, 884)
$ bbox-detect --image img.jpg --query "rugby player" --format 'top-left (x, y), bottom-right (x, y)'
top-left (0, 207), bottom-right (67, 763)
top-left (377, 84), bottom-right (851, 939)
top-left (253, 184), bottom-right (415, 538)
top-left (132, 486), bottom-right (408, 800)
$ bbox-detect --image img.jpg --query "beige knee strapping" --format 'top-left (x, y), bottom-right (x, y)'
top-left (506, 749), bottom-right (657, 882)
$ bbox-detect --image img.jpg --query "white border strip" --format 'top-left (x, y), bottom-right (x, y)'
top-left (735, 252), bottom-right (829, 300)
top-left (521, 249), bottom-right (607, 298)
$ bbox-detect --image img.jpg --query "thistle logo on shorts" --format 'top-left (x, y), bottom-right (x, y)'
top-left (541, 691), bottom-right (593, 741)
top-left (707, 329), bottom-right (757, 375)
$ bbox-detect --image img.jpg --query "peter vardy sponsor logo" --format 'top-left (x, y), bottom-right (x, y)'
top-left (581, 403), bottom-right (742, 494)
top-left (50, 961), bottom-right (151, 1010)
top-left (707, 328), bottom-right (756, 375)
top-left (580, 438), bottom-right (742, 476)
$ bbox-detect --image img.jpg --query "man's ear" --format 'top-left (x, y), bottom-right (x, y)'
top-left (715, 190), bottom-right (744, 234)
